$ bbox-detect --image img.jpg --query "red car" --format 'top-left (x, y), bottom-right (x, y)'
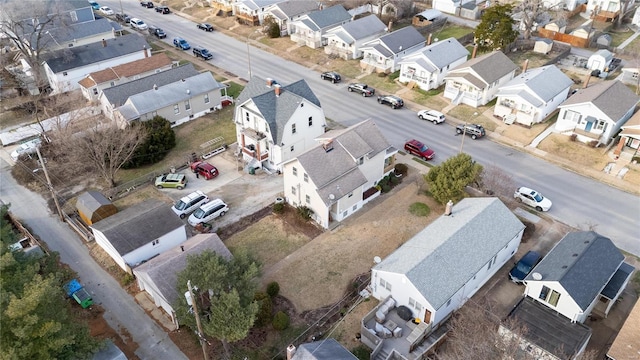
top-left (404, 139), bottom-right (435, 160)
top-left (190, 161), bottom-right (219, 180)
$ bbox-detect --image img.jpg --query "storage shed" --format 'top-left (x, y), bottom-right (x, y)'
top-left (587, 49), bottom-right (613, 71)
top-left (76, 191), bottom-right (118, 225)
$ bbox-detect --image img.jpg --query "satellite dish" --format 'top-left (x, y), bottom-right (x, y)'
top-left (329, 194), bottom-right (335, 200)
top-left (373, 256), bottom-right (382, 264)
top-left (532, 272), bottom-right (542, 280)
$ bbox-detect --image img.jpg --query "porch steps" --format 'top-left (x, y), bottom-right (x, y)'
top-left (373, 347), bottom-right (390, 360)
top-left (406, 321), bottom-right (429, 344)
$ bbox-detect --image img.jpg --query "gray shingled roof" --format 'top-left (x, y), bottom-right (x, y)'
top-left (76, 190), bottom-right (114, 220)
top-left (133, 233), bottom-right (232, 306)
top-left (91, 199), bottom-right (184, 256)
top-left (446, 51), bottom-right (518, 88)
top-left (399, 37), bottom-right (469, 71)
top-left (373, 198), bottom-right (524, 310)
top-left (525, 231), bottom-right (624, 310)
top-left (293, 338), bottom-right (358, 360)
top-left (601, 262), bottom-right (634, 299)
top-left (305, 5), bottom-right (351, 30)
top-left (270, 0), bottom-right (318, 18)
top-left (327, 15), bottom-right (386, 43)
top-left (236, 76), bottom-right (321, 144)
top-left (47, 18), bottom-right (117, 43)
top-left (376, 26), bottom-right (425, 55)
top-left (44, 34), bottom-right (149, 73)
top-left (238, 0), bottom-right (284, 11)
top-left (559, 80), bottom-right (639, 122)
top-left (496, 65), bottom-right (573, 107)
top-left (101, 64), bottom-right (199, 107)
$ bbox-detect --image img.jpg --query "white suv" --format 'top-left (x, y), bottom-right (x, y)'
top-left (417, 109), bottom-right (445, 124)
top-left (129, 18), bottom-right (148, 30)
top-left (188, 199), bottom-right (229, 226)
top-left (172, 190), bottom-right (209, 219)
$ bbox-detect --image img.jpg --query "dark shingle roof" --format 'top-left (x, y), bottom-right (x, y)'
top-left (377, 26), bottom-right (425, 55)
top-left (293, 338), bottom-right (358, 359)
top-left (271, 0), bottom-right (318, 18)
top-left (306, 5), bottom-right (351, 30)
top-left (334, 15), bottom-right (386, 42)
top-left (446, 51), bottom-right (518, 87)
top-left (44, 34), bottom-right (149, 73)
top-left (47, 18), bottom-right (117, 43)
top-left (559, 80), bottom-right (639, 122)
top-left (601, 262), bottom-right (635, 299)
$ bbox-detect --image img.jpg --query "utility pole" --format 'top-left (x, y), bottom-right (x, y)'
top-left (187, 280), bottom-right (209, 360)
top-left (36, 146), bottom-right (65, 222)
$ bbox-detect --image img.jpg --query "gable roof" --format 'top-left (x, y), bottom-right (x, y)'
top-left (133, 233), bottom-right (232, 306)
top-left (607, 294), bottom-right (640, 360)
top-left (325, 15), bottom-right (386, 44)
top-left (445, 51), bottom-right (518, 88)
top-left (47, 17), bottom-right (119, 43)
top-left (91, 199), bottom-right (184, 256)
top-left (559, 80), bottom-right (639, 122)
top-left (363, 26), bottom-right (426, 57)
top-left (237, 0), bottom-right (285, 11)
top-left (398, 37), bottom-right (468, 72)
top-left (101, 64), bottom-right (199, 107)
top-left (236, 76), bottom-right (321, 144)
top-left (118, 72), bottom-right (225, 120)
top-left (76, 190), bottom-right (114, 217)
top-left (525, 231), bottom-right (624, 310)
top-left (78, 53), bottom-right (173, 88)
top-left (303, 5), bottom-right (351, 31)
top-left (374, 198), bottom-right (525, 310)
top-left (44, 33), bottom-right (149, 73)
top-left (496, 65), bottom-right (573, 107)
top-left (267, 0), bottom-right (318, 19)
top-left (296, 120), bottom-right (391, 205)
top-left (292, 339), bottom-right (358, 360)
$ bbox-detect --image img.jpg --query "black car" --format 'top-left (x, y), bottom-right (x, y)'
top-left (347, 83), bottom-right (375, 97)
top-left (115, 13), bottom-right (131, 23)
top-left (148, 26), bottom-right (166, 39)
top-left (140, 1), bottom-right (154, 8)
top-left (455, 123), bottom-right (486, 139)
top-left (193, 47), bottom-right (213, 60)
top-left (509, 251), bottom-right (542, 283)
top-left (377, 95), bottom-right (404, 109)
top-left (155, 5), bottom-right (170, 13)
top-left (320, 71), bottom-right (341, 83)
top-left (197, 23), bottom-right (214, 32)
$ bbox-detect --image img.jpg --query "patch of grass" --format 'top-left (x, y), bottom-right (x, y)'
top-left (358, 73), bottom-right (401, 93)
top-left (606, 28), bottom-right (634, 47)
top-left (429, 23), bottom-right (474, 41)
top-left (447, 105), bottom-right (497, 131)
top-left (409, 202), bottom-right (431, 217)
top-left (632, 271), bottom-right (640, 296)
top-left (224, 81), bottom-right (244, 98)
top-left (412, 157), bottom-right (434, 167)
top-left (537, 133), bottom-right (610, 169)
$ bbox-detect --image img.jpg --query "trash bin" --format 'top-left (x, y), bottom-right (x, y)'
top-left (248, 167), bottom-right (255, 175)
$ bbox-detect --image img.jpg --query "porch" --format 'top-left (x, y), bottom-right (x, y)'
top-left (236, 12), bottom-right (259, 26)
top-left (239, 129), bottom-right (269, 162)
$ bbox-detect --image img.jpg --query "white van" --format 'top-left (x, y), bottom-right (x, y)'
top-left (188, 199), bottom-right (229, 226)
top-left (172, 190), bottom-right (209, 219)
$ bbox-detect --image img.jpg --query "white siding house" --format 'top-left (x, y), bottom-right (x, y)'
top-left (263, 1), bottom-right (319, 36)
top-left (233, 0), bottom-right (287, 25)
top-left (322, 15), bottom-right (387, 60)
top-left (44, 18), bottom-right (119, 51)
top-left (289, 5), bottom-right (352, 49)
top-left (359, 26), bottom-right (426, 73)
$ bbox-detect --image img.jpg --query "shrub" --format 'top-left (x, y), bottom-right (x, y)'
top-left (390, 174), bottom-right (400, 185)
top-left (352, 345), bottom-right (371, 360)
top-left (296, 206), bottom-right (313, 221)
top-left (123, 116), bottom-right (176, 168)
top-left (380, 183), bottom-right (391, 193)
top-left (588, 140), bottom-right (598, 148)
top-left (121, 273), bottom-right (134, 286)
top-left (273, 202), bottom-right (285, 214)
top-left (409, 202), bottom-right (430, 217)
top-left (394, 163), bottom-right (408, 177)
top-left (272, 311), bottom-right (290, 330)
top-left (377, 72), bottom-right (387, 77)
top-left (569, 133), bottom-right (578, 142)
top-left (266, 281), bottom-right (280, 298)
top-left (264, 18), bottom-right (280, 38)
top-left (388, 70), bottom-right (400, 81)
top-left (254, 292), bottom-right (273, 327)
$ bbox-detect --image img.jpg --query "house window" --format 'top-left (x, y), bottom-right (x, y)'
top-left (292, 167), bottom-right (298, 176)
top-left (292, 123), bottom-right (296, 134)
top-left (539, 286), bottom-right (550, 301)
top-left (290, 145), bottom-right (294, 152)
top-left (174, 104), bottom-right (180, 114)
top-left (539, 286), bottom-right (561, 306)
top-left (358, 157), bottom-right (364, 165)
top-left (68, 43), bottom-right (73, 47)
top-left (110, 81), bottom-right (115, 87)
top-left (303, 173), bottom-right (308, 182)
top-left (305, 195), bottom-right (310, 204)
top-left (308, 116), bottom-right (313, 126)
top-left (380, 278), bottom-right (392, 291)
top-left (185, 100), bottom-right (191, 111)
top-left (92, 88), bottom-right (98, 95)
top-left (563, 110), bottom-right (581, 123)
top-left (63, 72), bottom-right (68, 76)
top-left (152, 239), bottom-right (160, 246)
top-left (245, 112), bottom-right (250, 122)
top-left (595, 120), bottom-right (607, 131)
top-left (204, 93), bottom-right (210, 104)
top-left (342, 210), bottom-right (348, 217)
top-left (348, 192), bottom-right (353, 198)
top-left (291, 186), bottom-right (297, 195)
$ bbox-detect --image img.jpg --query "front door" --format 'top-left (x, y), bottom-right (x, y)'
top-left (424, 309), bottom-right (432, 323)
top-left (585, 121), bottom-right (593, 132)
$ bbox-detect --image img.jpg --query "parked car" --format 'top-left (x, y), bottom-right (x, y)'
top-left (172, 190), bottom-right (209, 219)
top-left (140, 1), bottom-right (154, 8)
top-left (129, 18), bottom-right (148, 30)
top-left (514, 187), bottom-right (552, 212)
top-left (10, 138), bottom-right (42, 161)
top-left (155, 5), bottom-right (170, 13)
top-left (188, 199), bottom-right (229, 226)
top-left (173, 37), bottom-right (190, 50)
top-left (148, 26), bottom-right (166, 38)
top-left (455, 123), bottom-right (485, 139)
top-left (509, 251), bottom-right (542, 283)
top-left (417, 109), bottom-right (445, 124)
top-left (88, 1), bottom-right (100, 10)
top-left (320, 71), bottom-right (341, 83)
top-left (115, 13), bottom-right (131, 23)
top-left (190, 161), bottom-right (218, 179)
top-left (99, 6), bottom-right (114, 15)
top-left (155, 173), bottom-right (187, 189)
top-left (377, 95), bottom-right (404, 109)
top-left (192, 46), bottom-right (213, 60)
top-left (197, 23), bottom-right (214, 32)
top-left (347, 83), bottom-right (375, 97)
top-left (404, 139), bottom-right (435, 160)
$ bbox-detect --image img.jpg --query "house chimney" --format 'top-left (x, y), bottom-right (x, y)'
top-left (286, 344), bottom-right (296, 360)
top-left (471, 44), bottom-right (478, 59)
top-left (266, 78), bottom-right (273, 87)
top-left (444, 200), bottom-right (453, 216)
top-left (522, 59), bottom-right (529, 73)
top-left (427, 33), bottom-right (433, 45)
top-left (153, 84), bottom-right (158, 90)
top-left (143, 45), bottom-right (148, 58)
top-left (323, 140), bottom-right (334, 152)
top-left (583, 72), bottom-right (591, 89)
top-left (180, 246), bottom-right (184, 252)
top-left (387, 20), bottom-right (393, 32)
top-left (102, 38), bottom-right (106, 47)
top-left (274, 84), bottom-right (281, 96)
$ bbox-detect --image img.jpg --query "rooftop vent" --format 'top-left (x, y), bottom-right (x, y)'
top-left (444, 200), bottom-right (453, 216)
top-left (531, 272), bottom-right (542, 280)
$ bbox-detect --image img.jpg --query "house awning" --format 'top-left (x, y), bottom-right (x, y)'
top-left (601, 262), bottom-right (635, 299)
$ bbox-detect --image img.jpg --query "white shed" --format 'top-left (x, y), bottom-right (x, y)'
top-left (587, 49), bottom-right (613, 71)
top-left (534, 39), bottom-right (553, 54)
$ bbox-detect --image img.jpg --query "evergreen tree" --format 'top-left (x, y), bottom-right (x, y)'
top-left (425, 153), bottom-right (483, 204)
top-left (475, 4), bottom-right (519, 51)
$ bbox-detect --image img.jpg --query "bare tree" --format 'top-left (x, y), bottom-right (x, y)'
top-left (478, 164), bottom-right (516, 200)
top-left (515, 0), bottom-right (547, 40)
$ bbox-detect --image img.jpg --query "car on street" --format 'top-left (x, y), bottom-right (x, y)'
top-left (190, 161), bottom-right (218, 179)
top-left (377, 95), bottom-right (404, 109)
top-left (154, 173), bottom-right (187, 189)
top-left (140, 1), bottom-right (154, 8)
top-left (148, 26), bottom-right (166, 38)
top-left (192, 46), bottom-right (213, 60)
top-left (89, 1), bottom-right (100, 10)
top-left (514, 187), bottom-right (552, 212)
top-left (173, 37), bottom-right (190, 50)
top-left (509, 251), bottom-right (542, 283)
top-left (155, 5), bottom-right (170, 13)
top-left (347, 83), bottom-right (375, 97)
top-left (320, 71), bottom-right (341, 83)
top-left (417, 109), bottom-right (445, 124)
top-left (404, 139), bottom-right (435, 160)
top-left (172, 190), bottom-right (209, 219)
top-left (99, 6), bottom-right (114, 15)
top-left (188, 199), bottom-right (229, 226)
top-left (10, 138), bottom-right (42, 161)
top-left (197, 23), bottom-right (214, 32)
top-left (129, 18), bottom-right (148, 30)
top-left (455, 123), bottom-right (485, 139)
top-left (115, 13), bottom-right (131, 23)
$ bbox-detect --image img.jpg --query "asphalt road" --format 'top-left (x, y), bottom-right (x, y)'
top-left (0, 158), bottom-right (187, 360)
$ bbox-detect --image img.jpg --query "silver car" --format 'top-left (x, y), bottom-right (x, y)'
top-left (172, 190), bottom-right (209, 219)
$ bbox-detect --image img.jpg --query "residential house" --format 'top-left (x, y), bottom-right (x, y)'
top-left (523, 231), bottom-right (634, 324)
top-left (133, 233), bottom-right (232, 328)
top-left (372, 0), bottom-right (406, 19)
top-left (322, 15), bottom-right (387, 60)
top-left (90, 199), bottom-right (187, 273)
top-left (43, 34), bottom-right (151, 94)
top-left (282, 119), bottom-right (397, 229)
top-left (619, 67), bottom-right (639, 87)
top-left (398, 37), bottom-right (468, 91)
top-left (555, 80), bottom-right (639, 145)
top-left (499, 298), bottom-right (592, 360)
top-left (207, 0), bottom-right (234, 16)
top-left (289, 5), bottom-right (352, 49)
top-left (617, 110), bottom-right (640, 153)
top-left (234, 76), bottom-right (327, 172)
top-left (44, 18), bottom-right (120, 52)
top-left (606, 296), bottom-right (640, 360)
top-left (634, 6), bottom-right (640, 27)
top-left (286, 340), bottom-right (358, 360)
top-left (233, 0), bottom-right (287, 26)
top-left (79, 53), bottom-right (174, 101)
top-left (432, 0), bottom-right (481, 18)
top-left (263, 1), bottom-right (319, 36)
top-left (586, 0), bottom-right (621, 22)
top-left (494, 65), bottom-right (573, 126)
top-left (360, 26), bottom-right (426, 73)
top-left (443, 51), bottom-right (518, 107)
top-left (361, 198), bottom-right (525, 358)
top-left (542, 0), bottom-right (585, 11)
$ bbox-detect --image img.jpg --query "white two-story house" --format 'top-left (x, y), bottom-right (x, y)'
top-left (289, 5), bottom-right (352, 49)
top-left (282, 119), bottom-right (397, 229)
top-left (263, 0), bottom-right (319, 36)
top-left (359, 26), bottom-right (426, 73)
top-left (234, 76), bottom-right (327, 172)
top-left (233, 0), bottom-right (287, 25)
top-left (322, 15), bottom-right (387, 60)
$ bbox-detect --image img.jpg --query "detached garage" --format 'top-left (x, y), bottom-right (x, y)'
top-left (76, 191), bottom-right (118, 225)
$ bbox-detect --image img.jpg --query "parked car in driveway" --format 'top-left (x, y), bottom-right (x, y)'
top-left (129, 18), bottom-right (148, 30)
top-left (377, 95), bottom-right (403, 109)
top-left (148, 26), bottom-right (166, 38)
top-left (455, 123), bottom-right (485, 139)
top-left (155, 173), bottom-right (187, 189)
top-left (155, 5), bottom-right (170, 13)
top-left (10, 138), bottom-right (42, 161)
top-left (197, 23), bottom-right (214, 32)
top-left (188, 199), bottom-right (229, 226)
top-left (509, 251), bottom-right (542, 283)
top-left (192, 47), bottom-right (213, 60)
top-left (514, 187), bottom-right (552, 212)
top-left (190, 161), bottom-right (218, 179)
top-left (320, 72), bottom-right (341, 83)
top-left (417, 109), bottom-right (445, 124)
top-left (404, 139), bottom-right (435, 160)
top-left (173, 37), bottom-right (190, 50)
top-left (172, 190), bottom-right (209, 219)
top-left (347, 83), bottom-right (375, 97)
